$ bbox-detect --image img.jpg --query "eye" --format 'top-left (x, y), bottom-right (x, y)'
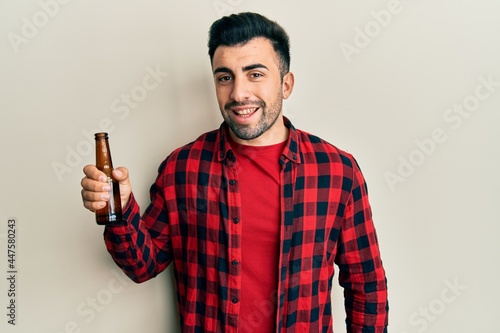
top-left (250, 72), bottom-right (263, 79)
top-left (217, 75), bottom-right (232, 83)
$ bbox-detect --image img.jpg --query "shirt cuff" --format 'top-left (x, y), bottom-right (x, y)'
top-left (104, 192), bottom-right (137, 233)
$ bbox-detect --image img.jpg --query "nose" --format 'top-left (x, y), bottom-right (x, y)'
top-left (230, 76), bottom-right (251, 102)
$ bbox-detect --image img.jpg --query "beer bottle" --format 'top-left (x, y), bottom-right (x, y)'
top-left (94, 133), bottom-right (122, 225)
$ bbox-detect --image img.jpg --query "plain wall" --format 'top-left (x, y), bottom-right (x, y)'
top-left (1, 0), bottom-right (499, 332)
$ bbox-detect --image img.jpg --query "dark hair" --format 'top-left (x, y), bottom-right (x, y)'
top-left (208, 12), bottom-right (291, 78)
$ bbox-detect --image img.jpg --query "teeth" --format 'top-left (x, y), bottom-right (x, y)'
top-left (234, 108), bottom-right (256, 115)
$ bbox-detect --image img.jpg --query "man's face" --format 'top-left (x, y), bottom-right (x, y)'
top-left (212, 37), bottom-right (294, 146)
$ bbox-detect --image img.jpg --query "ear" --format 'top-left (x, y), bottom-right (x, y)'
top-left (282, 72), bottom-right (295, 99)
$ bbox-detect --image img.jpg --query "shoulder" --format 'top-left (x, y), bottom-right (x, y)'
top-left (295, 128), bottom-right (356, 169)
top-left (171, 129), bottom-right (219, 159)
top-left (158, 129), bottom-right (220, 173)
top-left (294, 128), bottom-right (369, 194)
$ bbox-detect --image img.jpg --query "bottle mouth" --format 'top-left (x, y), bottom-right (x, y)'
top-left (95, 132), bottom-right (109, 139)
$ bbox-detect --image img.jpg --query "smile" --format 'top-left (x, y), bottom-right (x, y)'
top-left (232, 107), bottom-right (259, 117)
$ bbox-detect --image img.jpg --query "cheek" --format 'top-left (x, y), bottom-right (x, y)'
top-left (259, 87), bottom-right (280, 105)
top-left (215, 88), bottom-right (226, 108)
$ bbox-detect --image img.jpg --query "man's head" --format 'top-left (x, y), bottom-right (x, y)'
top-left (208, 13), bottom-right (295, 146)
top-left (208, 12), bottom-right (291, 79)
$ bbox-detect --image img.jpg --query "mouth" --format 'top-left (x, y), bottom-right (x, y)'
top-left (232, 107), bottom-right (259, 118)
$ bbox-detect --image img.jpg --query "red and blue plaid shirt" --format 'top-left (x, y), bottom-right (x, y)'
top-left (104, 117), bottom-right (388, 332)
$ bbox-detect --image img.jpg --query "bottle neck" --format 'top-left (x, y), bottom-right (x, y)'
top-left (95, 138), bottom-right (114, 175)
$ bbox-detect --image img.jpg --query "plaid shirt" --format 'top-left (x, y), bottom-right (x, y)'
top-left (104, 117), bottom-right (388, 333)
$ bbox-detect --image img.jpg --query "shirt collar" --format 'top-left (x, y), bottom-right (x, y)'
top-left (216, 116), bottom-right (301, 164)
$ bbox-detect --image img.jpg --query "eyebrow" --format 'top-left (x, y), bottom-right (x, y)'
top-left (213, 63), bottom-right (269, 75)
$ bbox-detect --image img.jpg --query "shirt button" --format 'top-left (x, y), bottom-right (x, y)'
top-left (233, 218), bottom-right (239, 224)
top-left (220, 152), bottom-right (225, 158)
top-left (232, 298), bottom-right (239, 304)
top-left (229, 179), bottom-right (236, 185)
top-left (232, 260), bottom-right (239, 266)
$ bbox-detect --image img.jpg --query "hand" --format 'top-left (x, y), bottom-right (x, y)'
top-left (80, 165), bottom-right (132, 212)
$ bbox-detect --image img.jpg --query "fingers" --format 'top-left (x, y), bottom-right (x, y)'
top-left (81, 188), bottom-right (108, 212)
top-left (81, 165), bottom-right (133, 213)
top-left (81, 164), bottom-right (111, 212)
top-left (81, 165), bottom-right (110, 190)
top-left (83, 164), bottom-right (107, 182)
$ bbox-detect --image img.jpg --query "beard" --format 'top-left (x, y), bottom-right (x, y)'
top-left (222, 89), bottom-right (283, 141)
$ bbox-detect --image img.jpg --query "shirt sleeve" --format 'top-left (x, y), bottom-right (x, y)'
top-left (103, 162), bottom-right (173, 283)
top-left (335, 157), bottom-right (389, 332)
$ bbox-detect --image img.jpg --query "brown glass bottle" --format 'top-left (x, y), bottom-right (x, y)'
top-left (94, 133), bottom-right (122, 225)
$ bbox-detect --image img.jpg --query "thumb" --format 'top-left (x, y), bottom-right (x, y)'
top-left (112, 167), bottom-right (129, 182)
top-left (112, 167), bottom-right (132, 209)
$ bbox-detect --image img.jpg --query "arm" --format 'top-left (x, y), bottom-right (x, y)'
top-left (81, 163), bottom-right (173, 283)
top-left (335, 159), bottom-right (388, 332)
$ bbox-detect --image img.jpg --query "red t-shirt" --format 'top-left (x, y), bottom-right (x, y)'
top-left (230, 139), bottom-right (286, 333)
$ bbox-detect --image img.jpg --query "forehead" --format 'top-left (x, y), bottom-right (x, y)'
top-left (212, 37), bottom-right (279, 70)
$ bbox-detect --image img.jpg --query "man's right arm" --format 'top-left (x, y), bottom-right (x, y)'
top-left (80, 165), bottom-right (173, 283)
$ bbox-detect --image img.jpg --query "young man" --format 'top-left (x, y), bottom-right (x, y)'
top-left (81, 12), bottom-right (388, 333)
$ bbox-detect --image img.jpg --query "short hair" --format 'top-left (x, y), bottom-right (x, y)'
top-left (208, 12), bottom-right (291, 78)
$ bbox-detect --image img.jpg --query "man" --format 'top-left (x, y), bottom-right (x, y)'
top-left (81, 12), bottom-right (388, 333)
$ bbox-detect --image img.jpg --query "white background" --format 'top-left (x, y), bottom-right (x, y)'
top-left (1, 0), bottom-right (499, 332)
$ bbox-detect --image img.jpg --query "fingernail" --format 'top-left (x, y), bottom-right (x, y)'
top-left (102, 185), bottom-right (111, 192)
top-left (99, 175), bottom-right (107, 182)
top-left (114, 170), bottom-right (122, 177)
top-left (101, 193), bottom-right (110, 200)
